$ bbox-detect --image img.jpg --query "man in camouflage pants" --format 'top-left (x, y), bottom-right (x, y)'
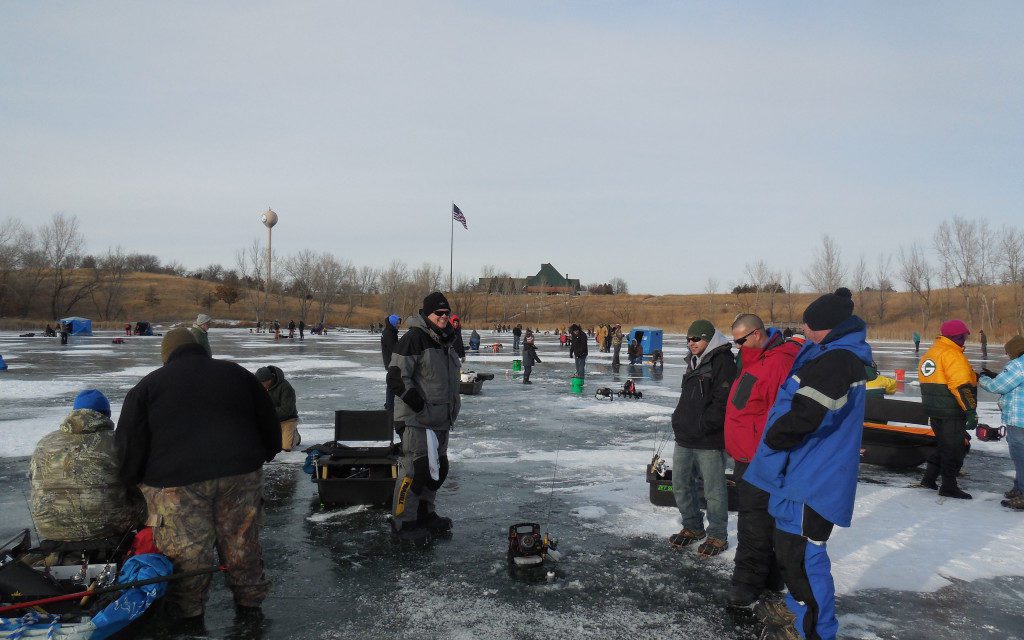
top-left (117, 328), bottom-right (281, 622)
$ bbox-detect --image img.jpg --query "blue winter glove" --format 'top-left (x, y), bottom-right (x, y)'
top-left (965, 409), bottom-right (978, 430)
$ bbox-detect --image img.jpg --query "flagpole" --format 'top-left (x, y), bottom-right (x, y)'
top-left (449, 201), bottom-right (454, 292)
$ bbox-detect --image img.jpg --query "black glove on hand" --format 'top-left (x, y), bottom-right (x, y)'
top-left (981, 367), bottom-right (997, 379)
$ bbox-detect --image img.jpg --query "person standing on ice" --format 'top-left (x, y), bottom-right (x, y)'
top-left (723, 314), bottom-right (800, 607)
top-left (116, 328), bottom-right (281, 627)
top-left (917, 319), bottom-right (977, 499)
top-left (522, 333), bottom-right (542, 384)
top-left (744, 288), bottom-right (871, 640)
top-left (978, 335), bottom-right (1024, 510)
top-left (387, 292), bottom-right (461, 544)
top-left (381, 314), bottom-right (401, 411)
top-left (569, 323), bottom-right (589, 378)
top-left (513, 324), bottom-right (523, 352)
top-left (668, 319), bottom-right (736, 556)
top-left (913, 330), bottom-right (921, 355)
top-left (189, 314), bottom-right (213, 356)
top-left (611, 324), bottom-right (624, 366)
top-left (979, 329), bottom-right (988, 360)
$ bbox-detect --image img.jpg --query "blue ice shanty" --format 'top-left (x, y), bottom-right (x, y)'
top-left (628, 327), bottom-right (663, 355)
top-left (59, 317), bottom-right (93, 335)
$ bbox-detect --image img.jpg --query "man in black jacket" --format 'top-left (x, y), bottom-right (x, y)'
top-left (116, 328), bottom-right (281, 624)
top-left (669, 319), bottom-right (737, 556)
top-left (381, 314), bottom-right (401, 410)
top-left (387, 293), bottom-right (461, 544)
top-left (569, 324), bottom-right (589, 378)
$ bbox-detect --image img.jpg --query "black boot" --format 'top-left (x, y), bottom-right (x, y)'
top-left (920, 463), bottom-right (939, 490)
top-left (939, 484), bottom-right (972, 499)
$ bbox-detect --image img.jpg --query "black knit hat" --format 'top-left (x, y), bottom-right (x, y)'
top-left (255, 367), bottom-right (277, 384)
top-left (422, 291), bottom-right (451, 314)
top-left (803, 287), bottom-right (854, 331)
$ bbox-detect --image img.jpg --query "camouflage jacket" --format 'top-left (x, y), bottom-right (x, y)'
top-left (30, 409), bottom-right (136, 541)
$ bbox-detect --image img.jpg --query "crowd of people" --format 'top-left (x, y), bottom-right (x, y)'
top-left (19, 288), bottom-right (1024, 640)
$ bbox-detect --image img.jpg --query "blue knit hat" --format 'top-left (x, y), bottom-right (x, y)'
top-left (388, 314), bottom-right (401, 328)
top-left (73, 389), bottom-right (111, 417)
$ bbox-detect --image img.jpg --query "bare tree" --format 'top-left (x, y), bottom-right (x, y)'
top-left (898, 243), bottom-right (934, 332)
top-left (873, 253), bottom-right (894, 325)
top-left (933, 216), bottom-right (982, 322)
top-left (804, 235), bottom-right (846, 293)
top-left (703, 277), bottom-right (718, 316)
top-left (188, 279), bottom-right (205, 307)
top-left (236, 238), bottom-right (270, 326)
top-left (609, 277), bottom-right (629, 295)
top-left (999, 225), bottom-right (1024, 334)
top-left (90, 247), bottom-right (130, 320)
top-left (283, 249), bottom-right (319, 323)
top-left (311, 253), bottom-right (346, 325)
top-left (850, 254), bottom-right (868, 314)
top-left (40, 213), bottom-right (96, 318)
top-left (782, 270), bottom-right (800, 323)
top-left (0, 218), bottom-right (26, 316)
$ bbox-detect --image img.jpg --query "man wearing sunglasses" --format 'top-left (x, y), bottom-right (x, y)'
top-left (669, 319), bottom-right (737, 557)
top-left (723, 314), bottom-right (801, 608)
top-left (387, 291), bottom-right (462, 544)
top-left (744, 288), bottom-right (871, 640)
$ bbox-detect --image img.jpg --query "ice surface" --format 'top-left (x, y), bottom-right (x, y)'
top-left (1, 328), bottom-right (1021, 639)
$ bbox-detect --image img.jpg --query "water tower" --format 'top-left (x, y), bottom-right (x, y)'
top-left (261, 208), bottom-right (278, 313)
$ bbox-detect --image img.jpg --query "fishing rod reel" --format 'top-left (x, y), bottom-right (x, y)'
top-left (507, 522), bottom-right (561, 571)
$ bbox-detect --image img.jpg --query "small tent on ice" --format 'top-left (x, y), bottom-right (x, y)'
top-left (58, 317), bottom-right (93, 335)
top-left (628, 327), bottom-right (663, 355)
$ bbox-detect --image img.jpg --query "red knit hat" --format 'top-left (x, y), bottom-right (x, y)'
top-left (940, 319), bottom-right (970, 338)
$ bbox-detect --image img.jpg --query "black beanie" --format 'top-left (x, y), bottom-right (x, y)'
top-left (803, 287), bottom-right (854, 331)
top-left (422, 291), bottom-right (451, 314)
top-left (255, 367), bottom-right (277, 384)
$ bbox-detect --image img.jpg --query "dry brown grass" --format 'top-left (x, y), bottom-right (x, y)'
top-left (2, 271), bottom-right (1022, 341)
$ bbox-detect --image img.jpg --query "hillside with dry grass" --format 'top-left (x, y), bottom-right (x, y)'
top-left (2, 270), bottom-right (1022, 341)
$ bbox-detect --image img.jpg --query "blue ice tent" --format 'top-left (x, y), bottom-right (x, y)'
top-left (628, 327), bottom-right (663, 355)
top-left (59, 316), bottom-right (93, 335)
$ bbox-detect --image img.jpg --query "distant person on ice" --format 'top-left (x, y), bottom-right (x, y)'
top-left (387, 292), bottom-right (461, 544)
top-left (979, 335), bottom-right (1024, 510)
top-left (30, 389), bottom-right (138, 541)
top-left (189, 314), bottom-right (213, 356)
top-left (256, 366), bottom-right (301, 452)
top-left (116, 328), bottom-right (281, 626)
top-left (913, 330), bottom-right (921, 355)
top-left (569, 324), bottom-right (588, 378)
top-left (917, 319), bottom-right (977, 499)
top-left (451, 314), bottom-right (466, 363)
top-left (522, 334), bottom-right (542, 384)
top-left (668, 319), bottom-right (736, 557)
top-left (744, 288), bottom-right (871, 640)
top-left (381, 314), bottom-right (401, 411)
top-left (468, 328), bottom-right (481, 352)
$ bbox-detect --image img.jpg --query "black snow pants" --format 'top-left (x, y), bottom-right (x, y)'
top-left (927, 417), bottom-right (968, 487)
top-left (731, 461), bottom-right (782, 593)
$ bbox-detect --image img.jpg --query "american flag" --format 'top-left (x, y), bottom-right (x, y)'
top-left (452, 203), bottom-right (468, 230)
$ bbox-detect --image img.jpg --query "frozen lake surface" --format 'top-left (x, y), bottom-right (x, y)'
top-left (1, 328), bottom-right (1022, 639)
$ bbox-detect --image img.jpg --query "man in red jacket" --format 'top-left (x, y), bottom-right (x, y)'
top-left (725, 314), bottom-right (801, 608)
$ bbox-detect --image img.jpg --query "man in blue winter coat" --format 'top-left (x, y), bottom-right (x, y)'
top-left (744, 288), bottom-right (872, 640)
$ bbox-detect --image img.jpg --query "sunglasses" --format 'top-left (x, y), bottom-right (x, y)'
top-left (432, 310), bottom-right (450, 317)
top-left (687, 336), bottom-right (704, 343)
top-left (733, 329), bottom-right (757, 346)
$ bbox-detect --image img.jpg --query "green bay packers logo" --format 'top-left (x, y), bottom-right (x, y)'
top-left (921, 359), bottom-right (936, 377)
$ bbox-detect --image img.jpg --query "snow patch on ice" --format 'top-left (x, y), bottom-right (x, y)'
top-left (306, 504), bottom-right (367, 522)
top-left (571, 506), bottom-right (607, 520)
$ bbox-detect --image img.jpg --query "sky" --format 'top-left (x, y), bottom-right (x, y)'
top-left (1, 1), bottom-right (1022, 295)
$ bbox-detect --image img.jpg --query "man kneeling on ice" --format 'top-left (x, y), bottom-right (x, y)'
top-left (256, 365), bottom-right (301, 452)
top-left (387, 291), bottom-right (462, 543)
top-left (30, 389), bottom-right (139, 541)
top-left (744, 288), bottom-right (871, 640)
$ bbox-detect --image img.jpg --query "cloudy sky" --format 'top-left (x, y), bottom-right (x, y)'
top-left (2, 2), bottom-right (1021, 294)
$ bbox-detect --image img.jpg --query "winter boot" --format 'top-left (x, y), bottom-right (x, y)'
top-left (393, 523), bottom-right (433, 545)
top-left (919, 463), bottom-right (939, 490)
top-left (728, 584), bottom-right (760, 608)
top-left (939, 484), bottom-right (972, 499)
top-left (1004, 487), bottom-right (1023, 500)
top-left (1001, 496), bottom-right (1024, 511)
top-left (668, 528), bottom-right (706, 548)
top-left (421, 512), bottom-right (453, 534)
top-left (697, 537), bottom-right (728, 557)
top-left (759, 623), bottom-right (802, 640)
top-left (753, 599), bottom-right (796, 626)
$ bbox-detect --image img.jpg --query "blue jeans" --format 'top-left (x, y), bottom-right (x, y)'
top-left (513, 336), bottom-right (520, 351)
top-left (1007, 426), bottom-right (1024, 492)
top-left (671, 445), bottom-right (728, 540)
top-left (385, 386), bottom-right (395, 410)
top-left (574, 356), bottom-right (586, 378)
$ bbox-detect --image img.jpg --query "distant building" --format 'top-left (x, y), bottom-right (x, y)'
top-left (477, 263), bottom-right (581, 294)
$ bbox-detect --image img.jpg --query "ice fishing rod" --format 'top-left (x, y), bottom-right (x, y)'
top-left (0, 565), bottom-right (227, 615)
